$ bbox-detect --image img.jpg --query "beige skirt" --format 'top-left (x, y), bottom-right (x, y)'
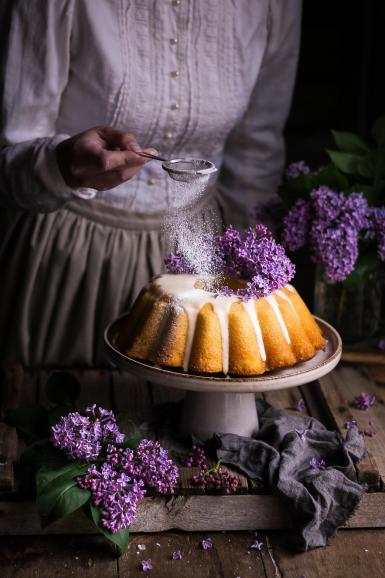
top-left (0, 191), bottom-right (225, 368)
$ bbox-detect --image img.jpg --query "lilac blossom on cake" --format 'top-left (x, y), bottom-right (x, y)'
top-left (166, 225), bottom-right (296, 301)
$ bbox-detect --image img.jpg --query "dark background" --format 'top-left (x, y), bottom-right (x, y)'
top-left (285, 1), bottom-right (385, 305)
top-left (286, 1), bottom-right (385, 167)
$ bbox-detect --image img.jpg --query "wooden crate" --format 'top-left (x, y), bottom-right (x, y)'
top-left (1, 363), bottom-right (385, 535)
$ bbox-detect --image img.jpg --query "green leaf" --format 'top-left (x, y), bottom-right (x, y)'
top-left (36, 463), bottom-right (87, 494)
top-left (37, 463), bottom-right (88, 517)
top-left (332, 130), bottom-right (370, 155)
top-left (311, 164), bottom-right (349, 191)
top-left (42, 485), bottom-right (91, 528)
top-left (45, 372), bottom-right (80, 407)
top-left (326, 150), bottom-right (363, 175)
top-left (5, 405), bottom-right (49, 442)
top-left (343, 251), bottom-right (380, 289)
top-left (371, 115), bottom-right (385, 148)
top-left (357, 153), bottom-right (376, 179)
top-left (20, 439), bottom-right (67, 470)
top-left (89, 503), bottom-right (130, 556)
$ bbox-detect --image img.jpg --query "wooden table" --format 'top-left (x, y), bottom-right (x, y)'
top-left (1, 363), bottom-right (385, 577)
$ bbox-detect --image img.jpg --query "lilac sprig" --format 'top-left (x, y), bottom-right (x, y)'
top-left (51, 406), bottom-right (124, 461)
top-left (134, 440), bottom-right (179, 495)
top-left (165, 225), bottom-right (295, 300)
top-left (282, 188), bottom-right (371, 282)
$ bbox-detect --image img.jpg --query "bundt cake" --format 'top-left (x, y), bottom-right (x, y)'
top-left (116, 273), bottom-right (325, 376)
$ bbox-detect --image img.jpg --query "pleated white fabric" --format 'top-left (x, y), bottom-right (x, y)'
top-left (0, 191), bottom-right (224, 367)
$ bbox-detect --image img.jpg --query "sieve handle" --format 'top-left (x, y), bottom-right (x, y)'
top-left (136, 151), bottom-right (168, 162)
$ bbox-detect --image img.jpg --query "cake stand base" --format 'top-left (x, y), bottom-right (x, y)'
top-left (180, 391), bottom-right (259, 440)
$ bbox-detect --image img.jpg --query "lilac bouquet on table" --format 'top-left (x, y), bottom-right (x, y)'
top-left (37, 406), bottom-right (178, 554)
top-left (275, 117), bottom-right (385, 342)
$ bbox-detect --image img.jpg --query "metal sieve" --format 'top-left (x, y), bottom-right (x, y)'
top-left (137, 151), bottom-right (217, 183)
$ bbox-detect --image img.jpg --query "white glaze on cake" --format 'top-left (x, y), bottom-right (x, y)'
top-left (154, 274), bottom-right (296, 374)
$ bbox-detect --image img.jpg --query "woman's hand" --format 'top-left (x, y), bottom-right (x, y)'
top-left (56, 126), bottom-right (157, 191)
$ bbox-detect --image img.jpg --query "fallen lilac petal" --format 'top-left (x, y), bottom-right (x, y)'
top-left (309, 457), bottom-right (326, 470)
top-left (352, 392), bottom-right (375, 411)
top-left (250, 540), bottom-right (264, 550)
top-left (295, 428), bottom-right (309, 441)
top-left (141, 559), bottom-right (152, 572)
top-left (137, 544), bottom-right (146, 551)
top-left (172, 550), bottom-right (182, 560)
top-left (201, 538), bottom-right (213, 550)
top-left (293, 399), bottom-right (306, 412)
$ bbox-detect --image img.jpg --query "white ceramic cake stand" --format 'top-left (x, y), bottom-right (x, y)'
top-left (104, 315), bottom-right (342, 440)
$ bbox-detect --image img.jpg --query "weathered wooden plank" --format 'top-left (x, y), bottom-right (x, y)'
top-left (0, 536), bottom-right (119, 578)
top-left (267, 528), bottom-right (385, 578)
top-left (1, 493), bottom-right (384, 535)
top-left (363, 363), bottom-right (385, 385)
top-left (319, 366), bottom-right (385, 491)
top-left (263, 386), bottom-right (307, 416)
top-left (119, 532), bottom-right (268, 578)
top-left (341, 350), bottom-right (385, 365)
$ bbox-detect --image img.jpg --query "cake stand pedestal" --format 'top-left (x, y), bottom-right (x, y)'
top-left (104, 316), bottom-right (342, 440)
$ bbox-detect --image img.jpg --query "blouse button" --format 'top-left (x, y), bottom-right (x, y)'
top-left (171, 103), bottom-right (180, 111)
top-left (165, 131), bottom-right (174, 140)
top-left (169, 37), bottom-right (178, 46)
top-left (170, 70), bottom-right (180, 78)
top-left (172, 0), bottom-right (181, 6)
top-left (148, 178), bottom-right (157, 186)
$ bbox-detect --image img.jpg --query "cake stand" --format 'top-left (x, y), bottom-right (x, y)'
top-left (104, 315), bottom-right (342, 440)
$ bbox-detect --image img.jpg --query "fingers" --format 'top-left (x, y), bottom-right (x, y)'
top-left (56, 126), bottom-right (159, 190)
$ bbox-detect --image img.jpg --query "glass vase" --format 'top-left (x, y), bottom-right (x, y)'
top-left (313, 267), bottom-right (383, 344)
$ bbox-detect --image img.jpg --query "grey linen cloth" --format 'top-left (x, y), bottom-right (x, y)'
top-left (216, 399), bottom-right (365, 551)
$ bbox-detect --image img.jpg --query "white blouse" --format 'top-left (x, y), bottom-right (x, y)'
top-left (0, 0), bottom-right (301, 224)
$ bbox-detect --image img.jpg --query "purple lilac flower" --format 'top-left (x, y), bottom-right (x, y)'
top-left (250, 540), bottom-right (264, 550)
top-left (51, 406), bottom-right (125, 461)
top-left (282, 199), bottom-right (311, 251)
top-left (295, 428), bottom-right (309, 441)
top-left (309, 457), bottom-right (326, 470)
top-left (141, 559), bottom-right (152, 572)
top-left (282, 187), bottom-right (371, 282)
top-left (293, 398), bottom-right (306, 412)
top-left (77, 459), bottom-right (145, 533)
top-left (164, 252), bottom-right (192, 274)
top-left (51, 413), bottom-right (103, 461)
top-left (211, 225), bottom-right (295, 300)
top-left (285, 161), bottom-right (311, 179)
top-left (378, 338), bottom-right (385, 351)
top-left (201, 538), bottom-right (213, 550)
top-left (135, 440), bottom-right (179, 494)
top-left (308, 188), bottom-right (369, 282)
top-left (352, 392), bottom-right (375, 411)
top-left (172, 550), bottom-right (182, 560)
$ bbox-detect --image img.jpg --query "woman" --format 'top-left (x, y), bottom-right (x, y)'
top-left (0, 0), bottom-right (302, 367)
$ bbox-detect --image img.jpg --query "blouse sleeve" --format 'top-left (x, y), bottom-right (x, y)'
top-left (218, 0), bottom-right (302, 228)
top-left (0, 0), bottom-right (76, 212)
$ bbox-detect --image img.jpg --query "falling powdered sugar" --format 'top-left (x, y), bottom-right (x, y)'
top-left (164, 177), bottom-right (220, 280)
